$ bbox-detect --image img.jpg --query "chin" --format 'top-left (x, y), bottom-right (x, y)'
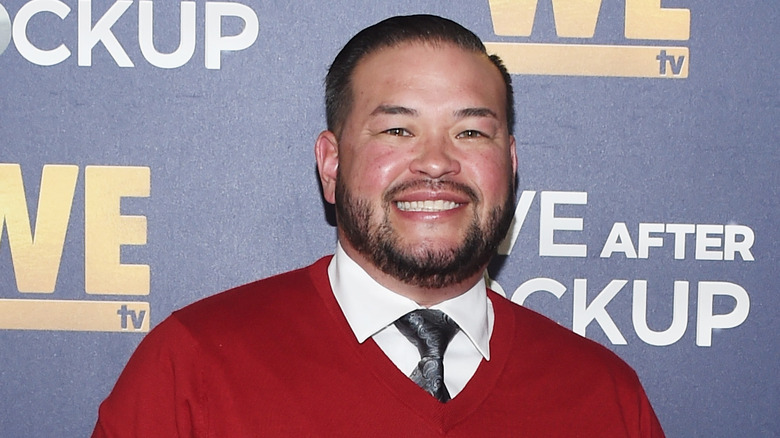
top-left (399, 239), bottom-right (463, 256)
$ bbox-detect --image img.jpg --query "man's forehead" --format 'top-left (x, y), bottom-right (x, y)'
top-left (351, 44), bottom-right (506, 108)
top-left (353, 42), bottom-right (500, 89)
top-left (359, 39), bottom-right (481, 64)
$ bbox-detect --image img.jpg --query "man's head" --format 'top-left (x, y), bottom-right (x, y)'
top-left (325, 14), bottom-right (514, 139)
top-left (316, 15), bottom-right (517, 304)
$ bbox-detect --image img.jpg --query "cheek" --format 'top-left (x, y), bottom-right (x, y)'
top-left (345, 147), bottom-right (410, 194)
top-left (466, 151), bottom-right (514, 199)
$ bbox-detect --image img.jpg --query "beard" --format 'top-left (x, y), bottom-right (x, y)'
top-left (335, 177), bottom-right (515, 289)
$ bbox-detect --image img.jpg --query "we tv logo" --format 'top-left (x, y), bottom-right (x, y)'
top-left (485, 0), bottom-right (691, 78)
top-left (0, 164), bottom-right (150, 333)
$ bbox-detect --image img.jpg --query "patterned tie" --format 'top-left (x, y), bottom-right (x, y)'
top-left (394, 309), bottom-right (460, 402)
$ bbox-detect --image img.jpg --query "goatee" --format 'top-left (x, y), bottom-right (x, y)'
top-left (335, 178), bottom-right (515, 289)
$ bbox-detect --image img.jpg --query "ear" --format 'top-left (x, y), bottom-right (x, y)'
top-left (315, 130), bottom-right (339, 204)
top-left (509, 134), bottom-right (518, 178)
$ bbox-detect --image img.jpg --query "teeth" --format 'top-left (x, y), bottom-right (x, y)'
top-left (396, 200), bottom-right (459, 212)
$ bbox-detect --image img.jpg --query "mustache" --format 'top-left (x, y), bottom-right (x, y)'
top-left (382, 179), bottom-right (479, 205)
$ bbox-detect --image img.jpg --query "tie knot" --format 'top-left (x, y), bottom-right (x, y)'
top-left (394, 309), bottom-right (460, 359)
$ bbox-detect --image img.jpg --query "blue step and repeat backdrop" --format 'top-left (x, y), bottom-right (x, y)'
top-left (0, 1), bottom-right (777, 436)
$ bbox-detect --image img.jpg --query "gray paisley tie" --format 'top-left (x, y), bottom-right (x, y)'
top-left (394, 309), bottom-right (460, 402)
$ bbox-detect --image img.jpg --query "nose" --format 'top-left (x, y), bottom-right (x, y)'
top-left (409, 135), bottom-right (461, 179)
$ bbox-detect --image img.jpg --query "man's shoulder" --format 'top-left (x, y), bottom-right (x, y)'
top-left (490, 291), bottom-right (639, 380)
top-left (488, 293), bottom-right (663, 436)
top-left (170, 256), bottom-right (333, 332)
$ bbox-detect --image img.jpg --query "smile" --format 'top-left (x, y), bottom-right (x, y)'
top-left (396, 200), bottom-right (460, 212)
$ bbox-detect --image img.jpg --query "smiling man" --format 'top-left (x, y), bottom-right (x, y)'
top-left (316, 38), bottom-right (517, 307)
top-left (94, 15), bottom-right (664, 437)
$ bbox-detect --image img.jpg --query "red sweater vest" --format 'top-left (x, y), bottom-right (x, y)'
top-left (94, 257), bottom-right (664, 437)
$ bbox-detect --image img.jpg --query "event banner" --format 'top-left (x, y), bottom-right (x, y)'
top-left (0, 1), bottom-right (777, 436)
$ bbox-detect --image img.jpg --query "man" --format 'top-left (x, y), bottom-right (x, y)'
top-left (93, 15), bottom-right (664, 437)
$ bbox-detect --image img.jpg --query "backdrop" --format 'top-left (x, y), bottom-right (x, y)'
top-left (1, 1), bottom-right (777, 436)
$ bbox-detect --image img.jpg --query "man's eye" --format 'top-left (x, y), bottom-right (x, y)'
top-left (457, 130), bottom-right (485, 139)
top-left (384, 128), bottom-right (411, 137)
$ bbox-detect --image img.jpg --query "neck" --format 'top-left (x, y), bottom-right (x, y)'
top-left (339, 239), bottom-right (486, 307)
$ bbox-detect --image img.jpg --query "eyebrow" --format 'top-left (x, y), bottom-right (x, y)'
top-left (370, 105), bottom-right (418, 117)
top-left (454, 107), bottom-right (498, 119)
top-left (369, 105), bottom-right (498, 120)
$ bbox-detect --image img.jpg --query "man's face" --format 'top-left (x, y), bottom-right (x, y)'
top-left (318, 42), bottom-right (517, 290)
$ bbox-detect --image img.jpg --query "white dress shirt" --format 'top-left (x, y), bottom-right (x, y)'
top-left (328, 243), bottom-right (494, 397)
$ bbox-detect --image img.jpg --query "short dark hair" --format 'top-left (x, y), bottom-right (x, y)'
top-left (325, 14), bottom-right (515, 137)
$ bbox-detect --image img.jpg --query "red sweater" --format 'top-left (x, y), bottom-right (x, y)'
top-left (93, 257), bottom-right (664, 437)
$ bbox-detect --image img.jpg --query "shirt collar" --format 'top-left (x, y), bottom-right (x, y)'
top-left (328, 243), bottom-right (492, 360)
